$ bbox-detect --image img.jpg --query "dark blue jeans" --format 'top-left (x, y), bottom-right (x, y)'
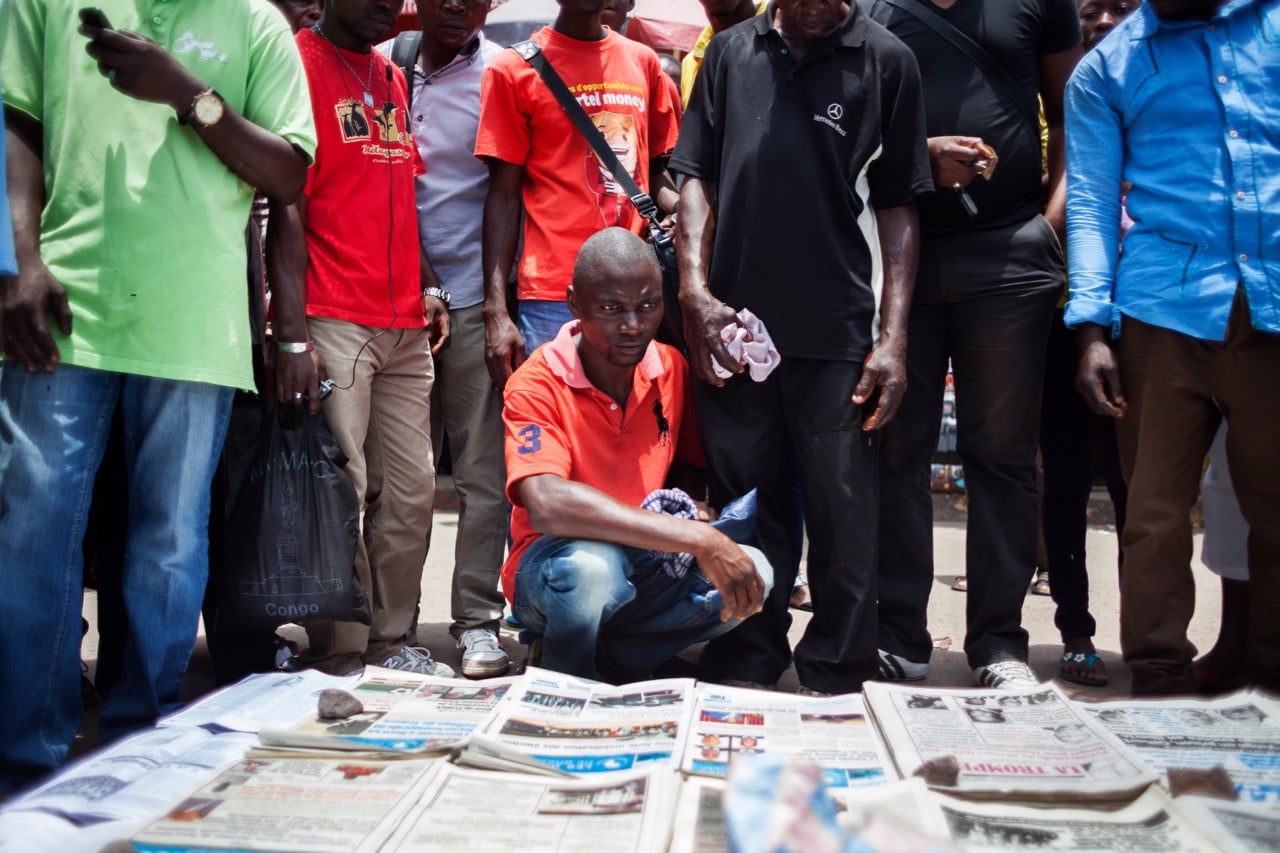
top-left (512, 537), bottom-right (773, 682)
top-left (877, 215), bottom-right (1063, 669)
top-left (0, 365), bottom-right (232, 791)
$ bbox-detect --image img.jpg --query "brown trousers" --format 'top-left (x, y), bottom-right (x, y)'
top-left (1116, 294), bottom-right (1280, 695)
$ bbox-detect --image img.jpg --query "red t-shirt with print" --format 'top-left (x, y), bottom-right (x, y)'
top-left (475, 28), bottom-right (680, 303)
top-left (296, 28), bottom-right (426, 328)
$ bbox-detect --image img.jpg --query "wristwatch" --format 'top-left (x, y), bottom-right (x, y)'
top-left (180, 88), bottom-right (225, 129)
top-left (422, 287), bottom-right (451, 306)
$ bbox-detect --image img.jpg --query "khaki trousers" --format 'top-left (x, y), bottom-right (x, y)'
top-left (303, 318), bottom-right (435, 674)
top-left (1116, 296), bottom-right (1280, 695)
top-left (428, 304), bottom-right (509, 637)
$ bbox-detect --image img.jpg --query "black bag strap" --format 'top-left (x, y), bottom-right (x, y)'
top-left (880, 0), bottom-right (1040, 132)
top-left (390, 30), bottom-right (423, 109)
top-left (511, 40), bottom-right (666, 233)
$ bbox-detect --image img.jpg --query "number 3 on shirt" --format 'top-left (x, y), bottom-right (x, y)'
top-left (517, 424), bottom-right (541, 455)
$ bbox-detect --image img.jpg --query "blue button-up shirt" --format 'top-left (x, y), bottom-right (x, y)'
top-left (1064, 0), bottom-right (1280, 341)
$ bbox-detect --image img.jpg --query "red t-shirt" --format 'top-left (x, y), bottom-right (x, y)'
top-left (475, 28), bottom-right (680, 303)
top-left (296, 28), bottom-right (426, 328)
top-left (501, 321), bottom-right (706, 602)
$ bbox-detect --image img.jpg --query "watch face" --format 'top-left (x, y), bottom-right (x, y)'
top-left (194, 93), bottom-right (224, 127)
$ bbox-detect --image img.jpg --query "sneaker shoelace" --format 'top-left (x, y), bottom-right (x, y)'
top-left (461, 630), bottom-right (501, 653)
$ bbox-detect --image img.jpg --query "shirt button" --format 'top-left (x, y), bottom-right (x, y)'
top-left (781, 48), bottom-right (788, 54)
top-left (1237, 190), bottom-right (1246, 200)
top-left (1217, 75), bottom-right (1228, 84)
top-left (1229, 129), bottom-right (1239, 138)
top-left (610, 403), bottom-right (618, 410)
top-left (1239, 253), bottom-right (1248, 262)
top-left (152, 15), bottom-right (162, 24)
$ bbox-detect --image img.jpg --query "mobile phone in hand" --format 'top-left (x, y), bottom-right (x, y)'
top-left (78, 7), bottom-right (113, 30)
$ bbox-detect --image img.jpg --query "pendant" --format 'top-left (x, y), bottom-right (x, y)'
top-left (363, 90), bottom-right (374, 108)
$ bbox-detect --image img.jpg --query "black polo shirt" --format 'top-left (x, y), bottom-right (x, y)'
top-left (862, 0), bottom-right (1080, 234)
top-left (671, 3), bottom-right (931, 362)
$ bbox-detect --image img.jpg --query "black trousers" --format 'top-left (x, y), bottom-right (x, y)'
top-left (878, 215), bottom-right (1063, 669)
top-left (695, 357), bottom-right (879, 693)
top-left (1038, 308), bottom-right (1127, 643)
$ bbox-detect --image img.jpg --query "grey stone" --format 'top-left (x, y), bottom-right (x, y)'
top-left (317, 688), bottom-right (364, 720)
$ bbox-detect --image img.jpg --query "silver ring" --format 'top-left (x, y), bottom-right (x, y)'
top-left (107, 67), bottom-right (117, 81)
top-left (292, 391), bottom-right (303, 400)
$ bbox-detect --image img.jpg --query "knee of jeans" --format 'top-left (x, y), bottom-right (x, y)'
top-left (741, 545), bottom-right (775, 597)
top-left (546, 541), bottom-right (633, 607)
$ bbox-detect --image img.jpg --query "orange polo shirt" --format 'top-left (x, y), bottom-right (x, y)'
top-left (501, 320), bottom-right (706, 603)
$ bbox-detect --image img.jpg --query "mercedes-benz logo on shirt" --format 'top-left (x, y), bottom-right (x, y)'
top-left (827, 103), bottom-right (844, 121)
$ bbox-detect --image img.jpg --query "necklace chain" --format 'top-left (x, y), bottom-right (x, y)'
top-left (315, 24), bottom-right (375, 106)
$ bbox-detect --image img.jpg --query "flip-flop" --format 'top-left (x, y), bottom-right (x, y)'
top-left (789, 575), bottom-right (813, 612)
top-left (951, 575), bottom-right (968, 592)
top-left (1030, 576), bottom-right (1051, 596)
top-left (1059, 650), bottom-right (1108, 687)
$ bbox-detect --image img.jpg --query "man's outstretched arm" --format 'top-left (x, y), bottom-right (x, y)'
top-left (518, 473), bottom-right (766, 621)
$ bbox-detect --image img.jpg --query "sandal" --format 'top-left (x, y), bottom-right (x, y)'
top-left (1030, 573), bottom-right (1051, 596)
top-left (1059, 650), bottom-right (1108, 687)
top-left (789, 574), bottom-right (813, 612)
top-left (951, 575), bottom-right (968, 592)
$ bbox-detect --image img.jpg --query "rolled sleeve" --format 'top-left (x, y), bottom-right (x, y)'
top-left (1064, 57), bottom-right (1124, 337)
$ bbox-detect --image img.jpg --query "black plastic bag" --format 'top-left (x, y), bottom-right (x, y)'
top-left (212, 403), bottom-right (370, 632)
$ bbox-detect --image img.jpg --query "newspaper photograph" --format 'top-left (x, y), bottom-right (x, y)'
top-left (680, 683), bottom-right (891, 791)
top-left (933, 786), bottom-right (1219, 851)
top-left (1084, 692), bottom-right (1280, 803)
top-left (130, 757), bottom-right (439, 853)
top-left (863, 682), bottom-right (1155, 801)
top-left (258, 667), bottom-right (518, 754)
top-left (0, 727), bottom-right (255, 825)
top-left (1176, 795), bottom-right (1280, 852)
top-left (478, 667), bottom-right (696, 774)
top-left (380, 763), bottom-right (677, 853)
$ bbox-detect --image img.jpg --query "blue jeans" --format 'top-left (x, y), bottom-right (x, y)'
top-left (516, 299), bottom-right (573, 353)
top-left (512, 537), bottom-right (773, 681)
top-left (0, 365), bottom-right (232, 792)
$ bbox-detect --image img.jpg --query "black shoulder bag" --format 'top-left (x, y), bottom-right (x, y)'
top-left (511, 40), bottom-right (685, 352)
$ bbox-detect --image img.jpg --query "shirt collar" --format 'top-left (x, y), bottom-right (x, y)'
top-left (756, 2), bottom-right (867, 48)
top-left (542, 319), bottom-right (666, 390)
top-left (423, 32), bottom-right (485, 82)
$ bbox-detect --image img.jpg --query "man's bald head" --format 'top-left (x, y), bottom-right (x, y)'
top-left (572, 227), bottom-right (661, 297)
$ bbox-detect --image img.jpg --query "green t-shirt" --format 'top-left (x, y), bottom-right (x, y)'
top-left (0, 0), bottom-right (316, 389)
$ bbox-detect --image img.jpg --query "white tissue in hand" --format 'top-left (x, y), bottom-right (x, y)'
top-left (713, 308), bottom-right (782, 382)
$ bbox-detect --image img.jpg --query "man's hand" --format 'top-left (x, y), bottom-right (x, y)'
top-left (1075, 324), bottom-right (1126, 417)
top-left (853, 340), bottom-right (907, 430)
top-left (483, 307), bottom-right (525, 389)
top-left (927, 136), bottom-right (996, 189)
top-left (679, 289), bottom-right (741, 386)
top-left (423, 295), bottom-right (451, 356)
top-left (275, 349), bottom-right (327, 416)
top-left (693, 528), bottom-right (766, 622)
top-left (1, 261), bottom-right (72, 372)
top-left (81, 27), bottom-right (204, 113)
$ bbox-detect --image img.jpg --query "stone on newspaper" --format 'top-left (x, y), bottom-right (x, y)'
top-left (317, 689), bottom-right (364, 720)
top-left (913, 755), bottom-right (960, 788)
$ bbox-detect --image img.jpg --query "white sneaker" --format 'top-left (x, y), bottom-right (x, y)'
top-left (877, 649), bottom-right (929, 682)
top-left (380, 646), bottom-right (455, 678)
top-left (974, 660), bottom-right (1038, 690)
top-left (458, 628), bottom-right (510, 678)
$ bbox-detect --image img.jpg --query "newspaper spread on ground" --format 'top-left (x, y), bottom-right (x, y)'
top-left (130, 756), bottom-right (439, 853)
top-left (257, 667), bottom-right (518, 754)
top-left (669, 776), bottom-right (729, 853)
top-left (933, 786), bottom-right (1219, 851)
top-left (863, 681), bottom-right (1156, 801)
top-left (0, 727), bottom-right (255, 825)
top-left (680, 683), bottom-right (891, 791)
top-left (1083, 692), bottom-right (1280, 804)
top-left (1176, 795), bottom-right (1280, 852)
top-left (160, 669), bottom-right (359, 734)
top-left (478, 667), bottom-right (695, 774)
top-left (380, 763), bottom-right (677, 853)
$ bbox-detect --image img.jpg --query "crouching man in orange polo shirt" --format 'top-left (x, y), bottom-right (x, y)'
top-left (500, 227), bottom-right (773, 682)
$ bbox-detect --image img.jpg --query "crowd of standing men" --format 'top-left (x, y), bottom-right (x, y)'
top-left (1, 0), bottom-right (1276, 796)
